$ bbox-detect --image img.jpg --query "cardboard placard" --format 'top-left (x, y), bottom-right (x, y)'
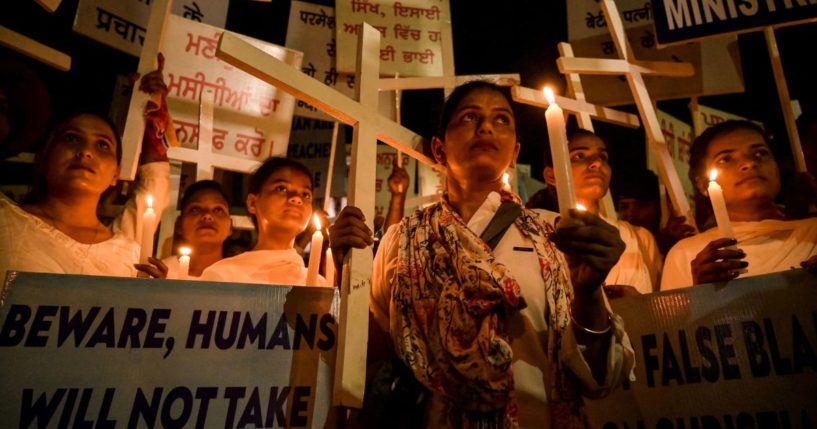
top-left (0, 272), bottom-right (339, 428)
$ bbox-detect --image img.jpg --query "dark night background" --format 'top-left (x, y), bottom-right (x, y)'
top-left (2, 0), bottom-right (816, 187)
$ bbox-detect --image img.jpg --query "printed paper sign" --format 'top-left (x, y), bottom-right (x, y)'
top-left (285, 0), bottom-right (397, 121)
top-left (334, 0), bottom-right (452, 77)
top-left (73, 0), bottom-right (229, 57)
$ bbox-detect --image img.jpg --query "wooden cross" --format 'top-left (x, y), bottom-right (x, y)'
top-left (557, 0), bottom-right (697, 227)
top-left (512, 42), bottom-right (642, 220)
top-left (120, 0), bottom-right (173, 180)
top-left (217, 24), bottom-right (435, 408)
top-left (0, 26), bottom-right (71, 71)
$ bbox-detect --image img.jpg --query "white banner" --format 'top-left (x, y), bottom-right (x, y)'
top-left (0, 272), bottom-right (339, 428)
top-left (73, 0), bottom-right (229, 57)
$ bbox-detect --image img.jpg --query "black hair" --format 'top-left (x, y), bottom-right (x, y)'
top-left (542, 128), bottom-right (603, 168)
top-left (614, 168), bottom-right (660, 203)
top-left (435, 80), bottom-right (516, 138)
top-left (247, 156), bottom-right (313, 229)
top-left (24, 111), bottom-right (122, 204)
top-left (688, 120), bottom-right (771, 189)
top-left (180, 180), bottom-right (230, 211)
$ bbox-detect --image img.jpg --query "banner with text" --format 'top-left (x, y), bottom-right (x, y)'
top-left (586, 269), bottom-right (817, 429)
top-left (334, 0), bottom-right (452, 76)
top-left (651, 0), bottom-right (817, 46)
top-left (567, 0), bottom-right (744, 106)
top-left (73, 0), bottom-right (229, 57)
top-left (285, 0), bottom-right (397, 121)
top-left (0, 272), bottom-right (339, 428)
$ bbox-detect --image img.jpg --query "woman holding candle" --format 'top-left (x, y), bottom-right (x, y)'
top-left (331, 81), bottom-right (633, 428)
top-left (136, 180), bottom-right (233, 279)
top-left (199, 157), bottom-right (330, 286)
top-left (533, 129), bottom-right (663, 295)
top-left (661, 120), bottom-right (817, 290)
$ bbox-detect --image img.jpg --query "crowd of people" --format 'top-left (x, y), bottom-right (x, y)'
top-left (1, 63), bottom-right (816, 427)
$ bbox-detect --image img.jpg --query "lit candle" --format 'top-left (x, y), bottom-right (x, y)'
top-left (305, 214), bottom-right (324, 286)
top-left (323, 247), bottom-right (336, 287)
top-left (544, 87), bottom-right (577, 217)
top-left (139, 195), bottom-right (157, 264)
top-left (576, 203), bottom-right (587, 212)
top-left (502, 172), bottom-right (512, 193)
top-left (707, 169), bottom-right (735, 240)
top-left (178, 247), bottom-right (191, 279)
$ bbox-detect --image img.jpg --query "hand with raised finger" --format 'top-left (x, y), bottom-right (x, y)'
top-left (328, 206), bottom-right (374, 269)
top-left (690, 238), bottom-right (747, 285)
top-left (388, 156), bottom-right (410, 196)
top-left (134, 256), bottom-right (169, 279)
top-left (140, 53), bottom-right (170, 163)
top-left (551, 209), bottom-right (625, 296)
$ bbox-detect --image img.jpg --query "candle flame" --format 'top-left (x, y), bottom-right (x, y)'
top-left (709, 169), bottom-right (718, 181)
top-left (313, 214), bottom-right (321, 230)
top-left (146, 194), bottom-right (154, 208)
top-left (502, 172), bottom-right (510, 185)
top-left (576, 203), bottom-right (588, 212)
top-left (180, 247), bottom-right (191, 257)
top-left (543, 87), bottom-right (555, 104)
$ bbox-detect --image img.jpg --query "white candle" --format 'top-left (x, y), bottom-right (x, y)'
top-left (178, 247), bottom-right (191, 279)
top-left (323, 247), bottom-right (336, 287)
top-left (707, 169), bottom-right (735, 240)
top-left (139, 194), bottom-right (157, 264)
top-left (544, 87), bottom-right (577, 217)
top-left (305, 214), bottom-right (324, 286)
top-left (502, 172), bottom-right (512, 193)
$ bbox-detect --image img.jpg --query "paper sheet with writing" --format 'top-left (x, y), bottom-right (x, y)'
top-left (334, 0), bottom-right (452, 76)
top-left (567, 0), bottom-right (744, 105)
top-left (0, 272), bottom-right (339, 428)
top-left (162, 15), bottom-right (301, 161)
top-left (285, 0), bottom-right (396, 121)
top-left (73, 0), bottom-right (228, 57)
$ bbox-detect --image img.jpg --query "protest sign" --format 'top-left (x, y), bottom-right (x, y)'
top-left (0, 272), bottom-right (339, 428)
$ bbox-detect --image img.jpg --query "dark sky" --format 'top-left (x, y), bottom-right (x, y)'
top-left (2, 0), bottom-right (815, 181)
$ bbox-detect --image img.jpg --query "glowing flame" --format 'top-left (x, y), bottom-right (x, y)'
top-left (709, 169), bottom-right (718, 181)
top-left (313, 214), bottom-right (321, 230)
top-left (502, 172), bottom-right (510, 186)
top-left (543, 87), bottom-right (555, 104)
top-left (146, 194), bottom-right (154, 208)
top-left (179, 247), bottom-right (191, 257)
top-left (576, 203), bottom-right (588, 212)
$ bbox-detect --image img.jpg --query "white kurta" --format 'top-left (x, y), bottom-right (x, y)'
top-left (372, 192), bottom-right (634, 428)
top-left (199, 248), bottom-right (329, 286)
top-left (540, 211), bottom-right (662, 293)
top-left (661, 217), bottom-right (817, 290)
top-left (0, 195), bottom-right (139, 279)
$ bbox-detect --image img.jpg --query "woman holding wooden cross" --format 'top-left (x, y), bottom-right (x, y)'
top-left (331, 81), bottom-right (634, 429)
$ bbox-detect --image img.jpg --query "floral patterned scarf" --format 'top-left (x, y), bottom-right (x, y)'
top-left (392, 191), bottom-right (587, 428)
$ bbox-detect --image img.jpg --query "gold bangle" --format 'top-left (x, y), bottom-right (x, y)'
top-left (571, 313), bottom-right (612, 335)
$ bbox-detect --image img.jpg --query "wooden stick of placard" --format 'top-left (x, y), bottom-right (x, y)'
top-left (764, 26), bottom-right (807, 172)
top-left (557, 0), bottom-right (697, 228)
top-left (323, 122), bottom-right (340, 213)
top-left (217, 23), bottom-right (435, 408)
top-left (119, 0), bottom-right (173, 180)
top-left (0, 26), bottom-right (71, 71)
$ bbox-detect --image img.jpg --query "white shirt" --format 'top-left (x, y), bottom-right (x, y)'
top-left (0, 195), bottom-right (139, 279)
top-left (372, 192), bottom-right (634, 428)
top-left (199, 248), bottom-right (329, 286)
top-left (661, 217), bottom-right (817, 290)
top-left (540, 211), bottom-right (662, 293)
